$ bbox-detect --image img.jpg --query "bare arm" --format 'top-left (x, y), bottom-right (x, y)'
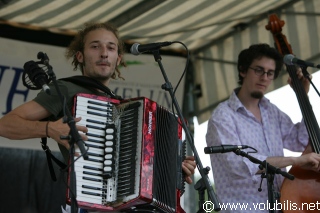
top-left (0, 100), bottom-right (87, 149)
top-left (265, 144), bottom-right (320, 172)
top-left (0, 101), bottom-right (50, 140)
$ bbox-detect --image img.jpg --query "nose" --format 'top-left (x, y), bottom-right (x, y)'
top-left (260, 72), bottom-right (269, 80)
top-left (100, 46), bottom-right (108, 59)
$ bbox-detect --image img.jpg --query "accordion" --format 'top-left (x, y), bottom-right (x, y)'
top-left (67, 93), bottom-right (186, 212)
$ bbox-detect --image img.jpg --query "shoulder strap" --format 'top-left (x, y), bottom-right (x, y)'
top-left (59, 75), bottom-right (123, 100)
top-left (41, 137), bottom-right (67, 181)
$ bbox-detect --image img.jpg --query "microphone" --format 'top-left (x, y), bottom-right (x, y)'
top-left (204, 145), bottom-right (249, 154)
top-left (23, 60), bottom-right (51, 94)
top-left (283, 54), bottom-right (320, 68)
top-left (130, 41), bottom-right (173, 55)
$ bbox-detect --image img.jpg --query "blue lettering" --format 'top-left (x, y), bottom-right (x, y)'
top-left (0, 65), bottom-right (30, 115)
top-left (0, 65), bottom-right (9, 85)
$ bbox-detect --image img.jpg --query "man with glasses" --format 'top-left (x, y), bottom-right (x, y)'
top-left (206, 43), bottom-right (320, 212)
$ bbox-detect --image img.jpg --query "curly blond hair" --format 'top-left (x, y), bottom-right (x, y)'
top-left (65, 22), bottom-right (126, 79)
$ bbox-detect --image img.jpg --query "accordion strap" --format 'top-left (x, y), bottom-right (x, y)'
top-left (41, 137), bottom-right (67, 181)
top-left (59, 75), bottom-right (123, 100)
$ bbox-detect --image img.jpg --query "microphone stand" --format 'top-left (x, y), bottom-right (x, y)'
top-left (194, 167), bottom-right (211, 213)
top-left (233, 149), bottom-right (294, 213)
top-left (300, 66), bottom-right (320, 98)
top-left (39, 53), bottom-right (88, 213)
top-left (151, 49), bottom-right (221, 212)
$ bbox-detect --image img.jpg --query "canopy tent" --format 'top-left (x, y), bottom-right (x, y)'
top-left (1, 0), bottom-right (320, 124)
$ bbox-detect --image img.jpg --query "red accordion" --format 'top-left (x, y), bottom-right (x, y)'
top-left (67, 93), bottom-right (186, 213)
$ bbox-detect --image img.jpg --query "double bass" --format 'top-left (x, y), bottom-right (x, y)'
top-left (266, 14), bottom-right (320, 212)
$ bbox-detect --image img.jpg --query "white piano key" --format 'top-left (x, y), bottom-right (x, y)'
top-left (74, 162), bottom-right (102, 173)
top-left (86, 127), bottom-right (105, 136)
top-left (86, 136), bottom-right (105, 143)
top-left (85, 147), bottom-right (104, 155)
top-left (76, 194), bottom-right (103, 205)
top-left (75, 157), bottom-right (103, 168)
top-left (87, 155), bottom-right (104, 162)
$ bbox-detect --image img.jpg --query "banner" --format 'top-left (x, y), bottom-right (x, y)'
top-left (0, 37), bottom-right (186, 150)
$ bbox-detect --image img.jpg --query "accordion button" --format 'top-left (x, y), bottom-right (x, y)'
top-left (106, 128), bottom-right (114, 134)
top-left (105, 147), bottom-right (113, 153)
top-left (104, 160), bottom-right (112, 165)
top-left (104, 167), bottom-right (112, 172)
top-left (105, 141), bottom-right (113, 146)
top-left (105, 135), bottom-right (114, 140)
top-left (105, 154), bottom-right (112, 159)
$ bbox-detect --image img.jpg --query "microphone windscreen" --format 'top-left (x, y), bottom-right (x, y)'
top-left (283, 54), bottom-right (294, 65)
top-left (130, 43), bottom-right (140, 55)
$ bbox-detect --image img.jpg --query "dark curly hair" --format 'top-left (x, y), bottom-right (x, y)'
top-left (237, 43), bottom-right (283, 85)
top-left (65, 22), bottom-right (126, 79)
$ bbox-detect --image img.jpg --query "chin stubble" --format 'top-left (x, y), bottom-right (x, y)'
top-left (251, 91), bottom-right (263, 99)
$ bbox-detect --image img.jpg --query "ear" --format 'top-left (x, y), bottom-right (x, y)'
top-left (240, 70), bottom-right (247, 78)
top-left (76, 51), bottom-right (83, 63)
top-left (116, 54), bottom-right (122, 66)
top-left (239, 66), bottom-right (247, 78)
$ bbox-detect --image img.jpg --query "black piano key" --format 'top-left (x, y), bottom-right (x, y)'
top-left (83, 176), bottom-right (102, 182)
top-left (87, 157), bottom-right (104, 163)
top-left (87, 138), bottom-right (104, 144)
top-left (86, 124), bottom-right (106, 130)
top-left (87, 152), bottom-right (104, 157)
top-left (87, 139), bottom-right (105, 146)
top-left (87, 100), bottom-right (113, 107)
top-left (81, 190), bottom-right (103, 197)
top-left (83, 171), bottom-right (102, 176)
top-left (83, 165), bottom-right (103, 171)
top-left (88, 110), bottom-right (112, 117)
top-left (88, 105), bottom-right (112, 112)
top-left (102, 172), bottom-right (112, 179)
top-left (85, 144), bottom-right (104, 149)
top-left (86, 132), bottom-right (105, 139)
top-left (82, 185), bottom-right (103, 191)
top-left (86, 119), bottom-right (107, 125)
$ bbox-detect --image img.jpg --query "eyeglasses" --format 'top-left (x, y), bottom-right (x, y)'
top-left (249, 67), bottom-right (275, 80)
